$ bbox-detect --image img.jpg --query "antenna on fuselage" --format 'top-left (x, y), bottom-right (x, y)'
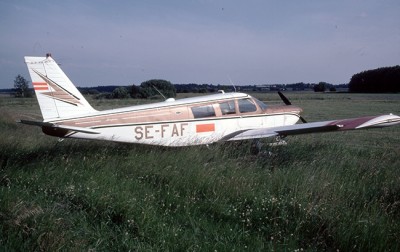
top-left (227, 75), bottom-right (237, 92)
top-left (152, 85), bottom-right (167, 100)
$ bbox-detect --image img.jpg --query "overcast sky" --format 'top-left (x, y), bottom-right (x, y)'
top-left (1, 0), bottom-right (399, 88)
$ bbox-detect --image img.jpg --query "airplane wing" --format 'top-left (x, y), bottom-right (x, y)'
top-left (220, 114), bottom-right (400, 141)
top-left (19, 120), bottom-right (100, 134)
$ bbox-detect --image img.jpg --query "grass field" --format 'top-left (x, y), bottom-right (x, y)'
top-left (1, 92), bottom-right (399, 251)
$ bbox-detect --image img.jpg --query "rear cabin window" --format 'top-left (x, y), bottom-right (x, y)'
top-left (238, 99), bottom-right (257, 113)
top-left (219, 101), bottom-right (236, 115)
top-left (191, 105), bottom-right (216, 118)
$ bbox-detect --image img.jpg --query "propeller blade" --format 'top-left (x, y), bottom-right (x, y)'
top-left (277, 92), bottom-right (307, 123)
top-left (300, 116), bottom-right (307, 123)
top-left (278, 91), bottom-right (292, 105)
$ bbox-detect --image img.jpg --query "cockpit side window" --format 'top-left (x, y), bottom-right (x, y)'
top-left (191, 105), bottom-right (216, 118)
top-left (254, 98), bottom-right (268, 110)
top-left (219, 101), bottom-right (236, 115)
top-left (238, 98), bottom-right (257, 113)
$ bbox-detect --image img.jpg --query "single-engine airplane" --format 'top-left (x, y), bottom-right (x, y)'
top-left (20, 54), bottom-right (400, 151)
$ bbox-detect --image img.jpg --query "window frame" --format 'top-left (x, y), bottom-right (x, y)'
top-left (253, 98), bottom-right (268, 110)
top-left (218, 100), bottom-right (237, 116)
top-left (238, 98), bottom-right (258, 114)
top-left (191, 104), bottom-right (216, 119)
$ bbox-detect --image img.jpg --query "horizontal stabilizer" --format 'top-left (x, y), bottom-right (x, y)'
top-left (19, 120), bottom-right (100, 134)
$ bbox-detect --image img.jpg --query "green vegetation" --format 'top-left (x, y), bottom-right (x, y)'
top-left (1, 92), bottom-right (399, 251)
top-left (13, 75), bottom-right (32, 98)
top-left (110, 87), bottom-right (130, 99)
top-left (349, 65), bottom-right (400, 93)
top-left (78, 79), bottom-right (176, 100)
top-left (135, 79), bottom-right (177, 99)
top-left (313, 82), bottom-right (327, 92)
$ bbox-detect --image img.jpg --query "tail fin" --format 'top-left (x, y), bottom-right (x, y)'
top-left (24, 54), bottom-right (96, 121)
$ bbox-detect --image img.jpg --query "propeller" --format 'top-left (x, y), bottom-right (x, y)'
top-left (278, 91), bottom-right (291, 105)
top-left (277, 91), bottom-right (308, 123)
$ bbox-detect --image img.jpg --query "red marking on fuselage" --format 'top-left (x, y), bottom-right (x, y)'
top-left (196, 123), bottom-right (215, 133)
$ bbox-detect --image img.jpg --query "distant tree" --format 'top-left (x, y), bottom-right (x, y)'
top-left (94, 93), bottom-right (111, 100)
top-left (349, 65), bottom-right (400, 93)
top-left (199, 88), bottom-right (208, 93)
top-left (111, 87), bottom-right (129, 99)
top-left (79, 88), bottom-right (100, 95)
top-left (313, 82), bottom-right (327, 92)
top-left (140, 79), bottom-right (176, 99)
top-left (13, 75), bottom-right (32, 98)
top-left (87, 88), bottom-right (100, 95)
top-left (130, 84), bottom-right (142, 98)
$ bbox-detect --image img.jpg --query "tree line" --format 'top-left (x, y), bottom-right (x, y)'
top-left (9, 76), bottom-right (347, 100)
top-left (80, 79), bottom-right (177, 99)
top-left (349, 65), bottom-right (400, 93)
top-left (11, 65), bottom-right (399, 99)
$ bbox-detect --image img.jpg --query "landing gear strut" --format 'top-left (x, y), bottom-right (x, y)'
top-left (268, 136), bottom-right (287, 147)
top-left (249, 136), bottom-right (287, 155)
top-left (250, 139), bottom-right (262, 155)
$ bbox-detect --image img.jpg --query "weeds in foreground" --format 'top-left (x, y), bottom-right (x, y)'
top-left (1, 94), bottom-right (399, 250)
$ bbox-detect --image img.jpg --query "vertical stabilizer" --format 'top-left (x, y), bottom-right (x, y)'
top-left (24, 54), bottom-right (96, 121)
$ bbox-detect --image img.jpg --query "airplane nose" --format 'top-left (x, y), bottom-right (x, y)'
top-left (292, 106), bottom-right (307, 123)
top-left (292, 105), bottom-right (303, 114)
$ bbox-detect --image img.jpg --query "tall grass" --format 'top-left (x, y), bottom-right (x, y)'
top-left (1, 93), bottom-right (399, 251)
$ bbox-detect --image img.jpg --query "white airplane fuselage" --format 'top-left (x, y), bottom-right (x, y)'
top-left (23, 55), bottom-right (400, 147)
top-left (44, 92), bottom-right (302, 146)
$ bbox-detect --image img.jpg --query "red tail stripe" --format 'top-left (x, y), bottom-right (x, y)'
top-left (33, 82), bottom-right (48, 91)
top-left (34, 87), bottom-right (49, 91)
top-left (33, 82), bottom-right (47, 86)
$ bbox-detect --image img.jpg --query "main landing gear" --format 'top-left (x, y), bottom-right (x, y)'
top-left (250, 136), bottom-right (287, 155)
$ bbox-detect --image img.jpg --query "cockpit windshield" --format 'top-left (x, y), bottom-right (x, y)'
top-left (253, 98), bottom-right (268, 110)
